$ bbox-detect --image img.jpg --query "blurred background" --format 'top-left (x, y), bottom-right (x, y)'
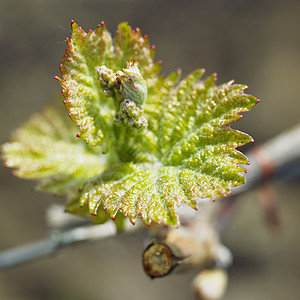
top-left (0, 0), bottom-right (299, 299)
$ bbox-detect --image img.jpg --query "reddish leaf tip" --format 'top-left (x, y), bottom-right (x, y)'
top-left (63, 100), bottom-right (67, 104)
top-left (151, 45), bottom-right (156, 50)
top-left (54, 75), bottom-right (59, 80)
top-left (213, 72), bottom-right (218, 77)
top-left (158, 60), bottom-right (162, 65)
top-left (76, 133), bottom-right (80, 138)
top-left (111, 216), bottom-right (116, 221)
top-left (251, 138), bottom-right (255, 143)
top-left (201, 68), bottom-right (206, 72)
top-left (146, 223), bottom-right (151, 227)
top-left (246, 161), bottom-right (250, 165)
top-left (174, 225), bottom-right (179, 229)
top-left (71, 20), bottom-right (76, 24)
top-left (144, 34), bottom-right (148, 39)
top-left (92, 212), bottom-right (97, 216)
top-left (244, 169), bottom-right (248, 174)
top-left (256, 98), bottom-right (261, 103)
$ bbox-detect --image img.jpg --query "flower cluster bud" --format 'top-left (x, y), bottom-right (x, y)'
top-left (114, 99), bottom-right (147, 129)
top-left (96, 65), bottom-right (116, 96)
top-left (97, 61), bottom-right (148, 129)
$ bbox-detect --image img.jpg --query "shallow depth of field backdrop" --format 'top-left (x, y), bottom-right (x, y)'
top-left (0, 0), bottom-right (300, 299)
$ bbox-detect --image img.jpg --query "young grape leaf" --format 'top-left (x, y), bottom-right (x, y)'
top-left (57, 21), bottom-right (161, 148)
top-left (1, 21), bottom-right (259, 227)
top-left (79, 69), bottom-right (258, 226)
top-left (1, 106), bottom-right (105, 195)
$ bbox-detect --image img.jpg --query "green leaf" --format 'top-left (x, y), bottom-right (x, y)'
top-left (2, 21), bottom-right (259, 227)
top-left (57, 21), bottom-right (115, 147)
top-left (1, 106), bottom-right (105, 195)
top-left (57, 21), bottom-right (161, 148)
top-left (114, 22), bottom-right (161, 80)
top-left (80, 69), bottom-right (258, 226)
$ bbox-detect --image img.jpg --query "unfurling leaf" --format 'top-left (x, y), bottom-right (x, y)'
top-left (80, 70), bottom-right (257, 226)
top-left (1, 21), bottom-right (259, 227)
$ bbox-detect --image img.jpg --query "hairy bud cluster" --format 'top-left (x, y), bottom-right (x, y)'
top-left (114, 99), bottom-right (147, 129)
top-left (97, 61), bottom-right (148, 129)
top-left (96, 66), bottom-right (117, 96)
